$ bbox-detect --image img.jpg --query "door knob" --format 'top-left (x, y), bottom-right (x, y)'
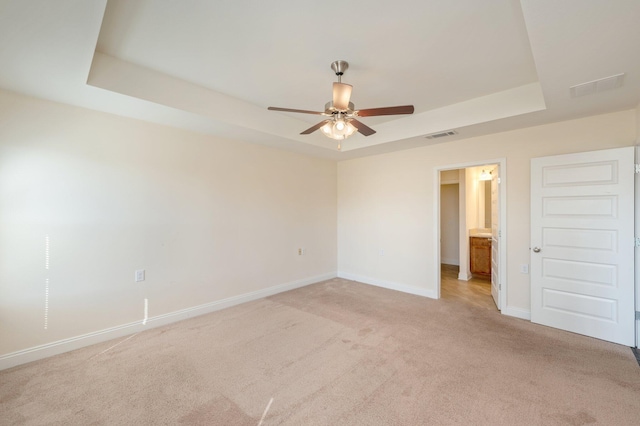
top-left (532, 247), bottom-right (541, 253)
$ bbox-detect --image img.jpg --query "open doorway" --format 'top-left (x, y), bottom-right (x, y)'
top-left (435, 159), bottom-right (507, 312)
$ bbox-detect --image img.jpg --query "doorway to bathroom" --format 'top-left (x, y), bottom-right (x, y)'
top-left (435, 159), bottom-right (507, 312)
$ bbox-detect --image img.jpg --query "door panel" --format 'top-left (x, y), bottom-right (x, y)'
top-left (531, 147), bottom-right (634, 346)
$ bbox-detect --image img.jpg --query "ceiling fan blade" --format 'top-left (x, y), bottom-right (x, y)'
top-left (356, 105), bottom-right (414, 117)
top-left (350, 119), bottom-right (376, 136)
top-left (301, 119), bottom-right (331, 135)
top-left (268, 106), bottom-right (325, 115)
top-left (332, 82), bottom-right (353, 110)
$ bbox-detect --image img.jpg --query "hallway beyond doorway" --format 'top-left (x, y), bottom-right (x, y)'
top-left (441, 264), bottom-right (497, 311)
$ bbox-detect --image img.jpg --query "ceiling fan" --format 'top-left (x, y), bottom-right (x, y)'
top-left (268, 60), bottom-right (414, 150)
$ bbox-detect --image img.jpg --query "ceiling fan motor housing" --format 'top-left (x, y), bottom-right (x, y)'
top-left (325, 101), bottom-right (355, 114)
top-left (331, 60), bottom-right (349, 77)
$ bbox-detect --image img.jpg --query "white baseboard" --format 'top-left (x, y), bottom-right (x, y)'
top-left (458, 272), bottom-right (471, 281)
top-left (502, 306), bottom-right (531, 320)
top-left (337, 271), bottom-right (437, 299)
top-left (440, 258), bottom-right (460, 266)
top-left (0, 272), bottom-right (336, 371)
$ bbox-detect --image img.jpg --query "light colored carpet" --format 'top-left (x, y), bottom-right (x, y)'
top-left (1, 278), bottom-right (639, 425)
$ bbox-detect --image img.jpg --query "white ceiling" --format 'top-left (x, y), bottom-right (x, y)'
top-left (1, 0), bottom-right (639, 160)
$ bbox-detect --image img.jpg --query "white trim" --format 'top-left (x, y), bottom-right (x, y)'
top-left (338, 271), bottom-right (437, 299)
top-left (458, 271), bottom-right (472, 281)
top-left (440, 179), bottom-right (459, 185)
top-left (502, 306), bottom-right (531, 321)
top-left (634, 144), bottom-right (639, 349)
top-left (434, 158), bottom-right (508, 313)
top-left (0, 272), bottom-right (336, 371)
top-left (440, 258), bottom-right (460, 266)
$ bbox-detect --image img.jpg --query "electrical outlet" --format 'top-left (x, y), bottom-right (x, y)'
top-left (520, 264), bottom-right (529, 274)
top-left (379, 249), bottom-right (385, 256)
top-left (135, 269), bottom-right (145, 282)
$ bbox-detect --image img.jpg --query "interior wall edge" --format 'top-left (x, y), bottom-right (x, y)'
top-left (501, 306), bottom-right (532, 321)
top-left (337, 271), bottom-right (437, 299)
top-left (0, 271), bottom-right (336, 371)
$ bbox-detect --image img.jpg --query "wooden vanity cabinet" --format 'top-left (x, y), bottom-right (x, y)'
top-left (470, 236), bottom-right (491, 277)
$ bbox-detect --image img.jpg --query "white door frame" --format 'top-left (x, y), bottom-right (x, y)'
top-left (434, 158), bottom-right (508, 312)
top-left (636, 145), bottom-right (640, 348)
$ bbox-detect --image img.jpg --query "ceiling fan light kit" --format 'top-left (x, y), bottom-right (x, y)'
top-left (268, 60), bottom-right (414, 151)
top-left (321, 113), bottom-right (357, 142)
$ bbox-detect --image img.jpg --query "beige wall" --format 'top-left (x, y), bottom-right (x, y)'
top-left (459, 165), bottom-right (491, 280)
top-left (457, 169), bottom-right (470, 280)
top-left (338, 109), bottom-right (637, 313)
top-left (0, 91), bottom-right (337, 357)
top-left (1, 89), bottom-right (638, 362)
top-left (440, 183), bottom-right (459, 265)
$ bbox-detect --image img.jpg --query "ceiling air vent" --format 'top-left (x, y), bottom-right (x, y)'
top-left (425, 130), bottom-right (458, 139)
top-left (569, 73), bottom-right (625, 98)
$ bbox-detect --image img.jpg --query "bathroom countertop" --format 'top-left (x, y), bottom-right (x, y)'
top-left (470, 228), bottom-right (492, 238)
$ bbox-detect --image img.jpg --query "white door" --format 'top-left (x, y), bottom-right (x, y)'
top-left (531, 147), bottom-right (635, 346)
top-left (491, 168), bottom-right (500, 310)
